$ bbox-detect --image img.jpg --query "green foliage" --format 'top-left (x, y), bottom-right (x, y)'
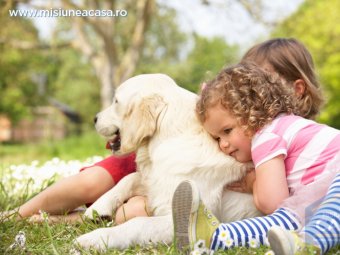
top-left (178, 36), bottom-right (239, 92)
top-left (138, 34), bottom-right (239, 92)
top-left (0, 2), bottom-right (61, 122)
top-left (1, 1), bottom-right (239, 127)
top-left (52, 49), bottom-right (101, 124)
top-left (0, 19), bottom-right (44, 122)
top-left (273, 0), bottom-right (340, 128)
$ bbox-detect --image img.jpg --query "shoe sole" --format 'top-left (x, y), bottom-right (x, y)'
top-left (172, 181), bottom-right (200, 253)
top-left (268, 226), bottom-right (294, 255)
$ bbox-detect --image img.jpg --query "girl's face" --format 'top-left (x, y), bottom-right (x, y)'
top-left (203, 103), bottom-right (252, 163)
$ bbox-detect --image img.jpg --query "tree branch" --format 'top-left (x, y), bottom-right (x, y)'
top-left (116, 0), bottom-right (155, 84)
top-left (60, 0), bottom-right (107, 39)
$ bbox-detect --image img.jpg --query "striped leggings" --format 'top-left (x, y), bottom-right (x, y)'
top-left (211, 173), bottom-right (340, 253)
top-left (301, 173), bottom-right (340, 254)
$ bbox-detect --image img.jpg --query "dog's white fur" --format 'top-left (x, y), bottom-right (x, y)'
top-left (76, 74), bottom-right (261, 250)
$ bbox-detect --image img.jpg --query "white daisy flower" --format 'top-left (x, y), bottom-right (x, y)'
top-left (15, 231), bottom-right (26, 248)
top-left (225, 237), bottom-right (234, 248)
top-left (249, 238), bottom-right (259, 248)
top-left (194, 239), bottom-right (206, 250)
top-left (190, 248), bottom-right (210, 255)
top-left (39, 210), bottom-right (49, 220)
top-left (191, 250), bottom-right (201, 255)
top-left (265, 250), bottom-right (275, 255)
top-left (191, 240), bottom-right (212, 255)
top-left (218, 230), bottom-right (229, 242)
top-left (7, 231), bottom-right (26, 251)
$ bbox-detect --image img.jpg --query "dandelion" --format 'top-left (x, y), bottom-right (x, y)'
top-left (249, 238), bottom-right (259, 248)
top-left (265, 250), bottom-right (275, 255)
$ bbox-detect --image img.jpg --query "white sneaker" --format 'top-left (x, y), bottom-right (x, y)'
top-left (268, 226), bottom-right (321, 255)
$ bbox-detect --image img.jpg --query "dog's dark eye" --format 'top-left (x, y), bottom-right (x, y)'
top-left (115, 98), bottom-right (118, 104)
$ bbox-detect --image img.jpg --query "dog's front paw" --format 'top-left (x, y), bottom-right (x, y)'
top-left (75, 227), bottom-right (129, 250)
top-left (74, 229), bottom-right (109, 251)
top-left (84, 199), bottom-right (118, 220)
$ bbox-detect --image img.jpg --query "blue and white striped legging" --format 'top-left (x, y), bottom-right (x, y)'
top-left (211, 173), bottom-right (340, 253)
top-left (301, 173), bottom-right (340, 254)
top-left (210, 207), bottom-right (300, 250)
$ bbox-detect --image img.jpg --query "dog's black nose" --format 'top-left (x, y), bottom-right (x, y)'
top-left (94, 116), bottom-right (98, 124)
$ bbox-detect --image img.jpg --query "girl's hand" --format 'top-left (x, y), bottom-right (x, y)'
top-left (226, 169), bottom-right (256, 193)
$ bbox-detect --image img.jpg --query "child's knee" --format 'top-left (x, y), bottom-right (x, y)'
top-left (115, 196), bottom-right (150, 224)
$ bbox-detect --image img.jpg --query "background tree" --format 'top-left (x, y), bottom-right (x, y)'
top-left (273, 0), bottom-right (340, 128)
top-left (5, 0), bottom-right (338, 130)
top-left (1, 0), bottom-right (188, 124)
top-left (0, 1), bottom-right (57, 122)
top-left (13, 0), bottom-right (277, 109)
top-left (52, 1), bottom-right (187, 122)
top-left (54, 0), bottom-right (155, 109)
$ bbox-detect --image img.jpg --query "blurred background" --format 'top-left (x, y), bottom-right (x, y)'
top-left (0, 0), bottom-right (339, 163)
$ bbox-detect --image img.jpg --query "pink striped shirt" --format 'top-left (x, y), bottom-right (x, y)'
top-left (252, 115), bottom-right (340, 188)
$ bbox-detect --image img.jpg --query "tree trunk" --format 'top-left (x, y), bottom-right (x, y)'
top-left (99, 61), bottom-right (116, 109)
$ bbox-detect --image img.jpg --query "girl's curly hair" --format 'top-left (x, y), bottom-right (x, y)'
top-left (196, 62), bottom-right (300, 137)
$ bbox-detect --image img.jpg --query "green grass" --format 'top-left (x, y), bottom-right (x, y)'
top-left (0, 130), bottom-right (109, 166)
top-left (1, 211), bottom-right (338, 255)
top-left (0, 134), bottom-right (339, 254)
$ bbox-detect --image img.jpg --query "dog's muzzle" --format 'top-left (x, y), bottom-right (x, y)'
top-left (106, 130), bottom-right (121, 152)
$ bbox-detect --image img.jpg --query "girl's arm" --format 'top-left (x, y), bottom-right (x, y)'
top-left (226, 169), bottom-right (255, 193)
top-left (253, 155), bottom-right (289, 214)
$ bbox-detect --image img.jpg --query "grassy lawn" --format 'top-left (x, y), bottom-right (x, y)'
top-left (0, 132), bottom-right (339, 254)
top-left (0, 130), bottom-right (108, 166)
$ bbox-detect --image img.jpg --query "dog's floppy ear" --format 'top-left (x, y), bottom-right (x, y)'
top-left (120, 94), bottom-right (166, 153)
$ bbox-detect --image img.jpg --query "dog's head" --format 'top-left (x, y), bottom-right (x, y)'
top-left (95, 74), bottom-right (174, 154)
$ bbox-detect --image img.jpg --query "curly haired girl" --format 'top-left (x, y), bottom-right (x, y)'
top-left (173, 62), bottom-right (339, 255)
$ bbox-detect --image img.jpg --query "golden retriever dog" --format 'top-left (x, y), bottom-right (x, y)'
top-left (75, 74), bottom-right (260, 250)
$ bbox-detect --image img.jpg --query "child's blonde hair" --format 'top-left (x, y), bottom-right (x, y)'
top-left (242, 38), bottom-right (323, 119)
top-left (196, 62), bottom-right (298, 137)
